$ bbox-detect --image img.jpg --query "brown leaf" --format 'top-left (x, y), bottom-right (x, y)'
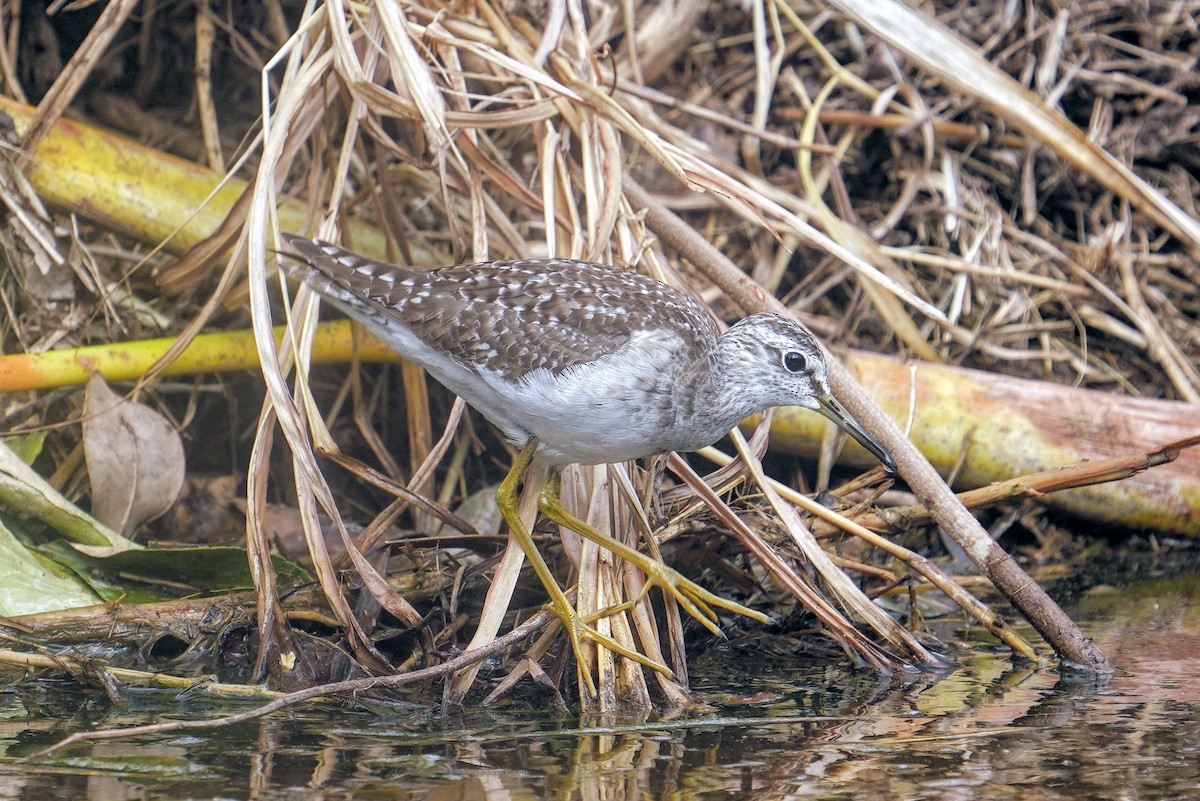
top-left (82, 374), bottom-right (185, 536)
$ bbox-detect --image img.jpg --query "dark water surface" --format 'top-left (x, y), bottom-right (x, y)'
top-left (2, 551), bottom-right (1197, 800)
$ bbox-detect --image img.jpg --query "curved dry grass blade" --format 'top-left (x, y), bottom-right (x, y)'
top-left (193, 0), bottom-right (225, 172)
top-left (666, 454), bottom-right (897, 672)
top-left (376, 1), bottom-right (451, 149)
top-left (550, 53), bottom-right (698, 191)
top-left (564, 465), bottom-right (653, 710)
top-left (659, 144), bottom-right (949, 323)
top-left (246, 405), bottom-right (290, 681)
top-left (609, 462), bottom-right (689, 685)
top-left (448, 461), bottom-right (550, 702)
top-left (828, 0), bottom-right (1200, 252)
top-left (246, 11), bottom-right (398, 673)
top-left (729, 428), bottom-right (944, 665)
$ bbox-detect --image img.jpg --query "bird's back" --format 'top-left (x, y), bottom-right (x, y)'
top-left (279, 235), bottom-right (718, 382)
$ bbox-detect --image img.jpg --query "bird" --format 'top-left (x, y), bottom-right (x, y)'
top-left (278, 234), bottom-right (895, 693)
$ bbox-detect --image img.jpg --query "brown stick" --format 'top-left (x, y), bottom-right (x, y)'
top-left (823, 435), bottom-right (1200, 535)
top-left (625, 177), bottom-right (1112, 674)
top-left (29, 610), bottom-right (556, 758)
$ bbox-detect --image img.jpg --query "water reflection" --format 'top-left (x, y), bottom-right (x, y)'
top-left (2, 561), bottom-right (1198, 799)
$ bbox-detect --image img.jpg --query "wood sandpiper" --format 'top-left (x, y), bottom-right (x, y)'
top-left (279, 234), bottom-right (895, 694)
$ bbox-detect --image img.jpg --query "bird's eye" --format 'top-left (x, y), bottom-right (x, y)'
top-left (783, 351), bottom-right (807, 372)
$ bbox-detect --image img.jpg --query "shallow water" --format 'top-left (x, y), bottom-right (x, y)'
top-left (2, 550), bottom-right (1198, 800)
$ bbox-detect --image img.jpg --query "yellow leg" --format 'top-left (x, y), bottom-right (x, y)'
top-left (538, 473), bottom-right (773, 636)
top-left (496, 441), bottom-right (674, 697)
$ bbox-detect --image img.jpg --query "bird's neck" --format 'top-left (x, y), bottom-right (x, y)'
top-left (679, 337), bottom-right (766, 444)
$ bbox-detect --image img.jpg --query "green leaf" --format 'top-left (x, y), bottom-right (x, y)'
top-left (0, 438), bottom-right (139, 550)
top-left (3, 431), bottom-right (47, 464)
top-left (0, 520), bottom-right (99, 615)
top-left (40, 543), bottom-right (312, 600)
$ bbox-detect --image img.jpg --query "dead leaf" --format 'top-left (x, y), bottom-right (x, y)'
top-left (82, 374), bottom-right (185, 536)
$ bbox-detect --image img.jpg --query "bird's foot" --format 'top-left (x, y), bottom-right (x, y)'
top-left (538, 487), bottom-right (773, 637)
top-left (624, 555), bottom-right (773, 636)
top-left (543, 593), bottom-right (675, 697)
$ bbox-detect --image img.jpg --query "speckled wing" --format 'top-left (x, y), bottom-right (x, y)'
top-left (279, 235), bottom-right (718, 381)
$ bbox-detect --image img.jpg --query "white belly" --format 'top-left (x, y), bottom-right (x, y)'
top-left (472, 329), bottom-right (686, 465)
top-left (370, 323), bottom-right (709, 466)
